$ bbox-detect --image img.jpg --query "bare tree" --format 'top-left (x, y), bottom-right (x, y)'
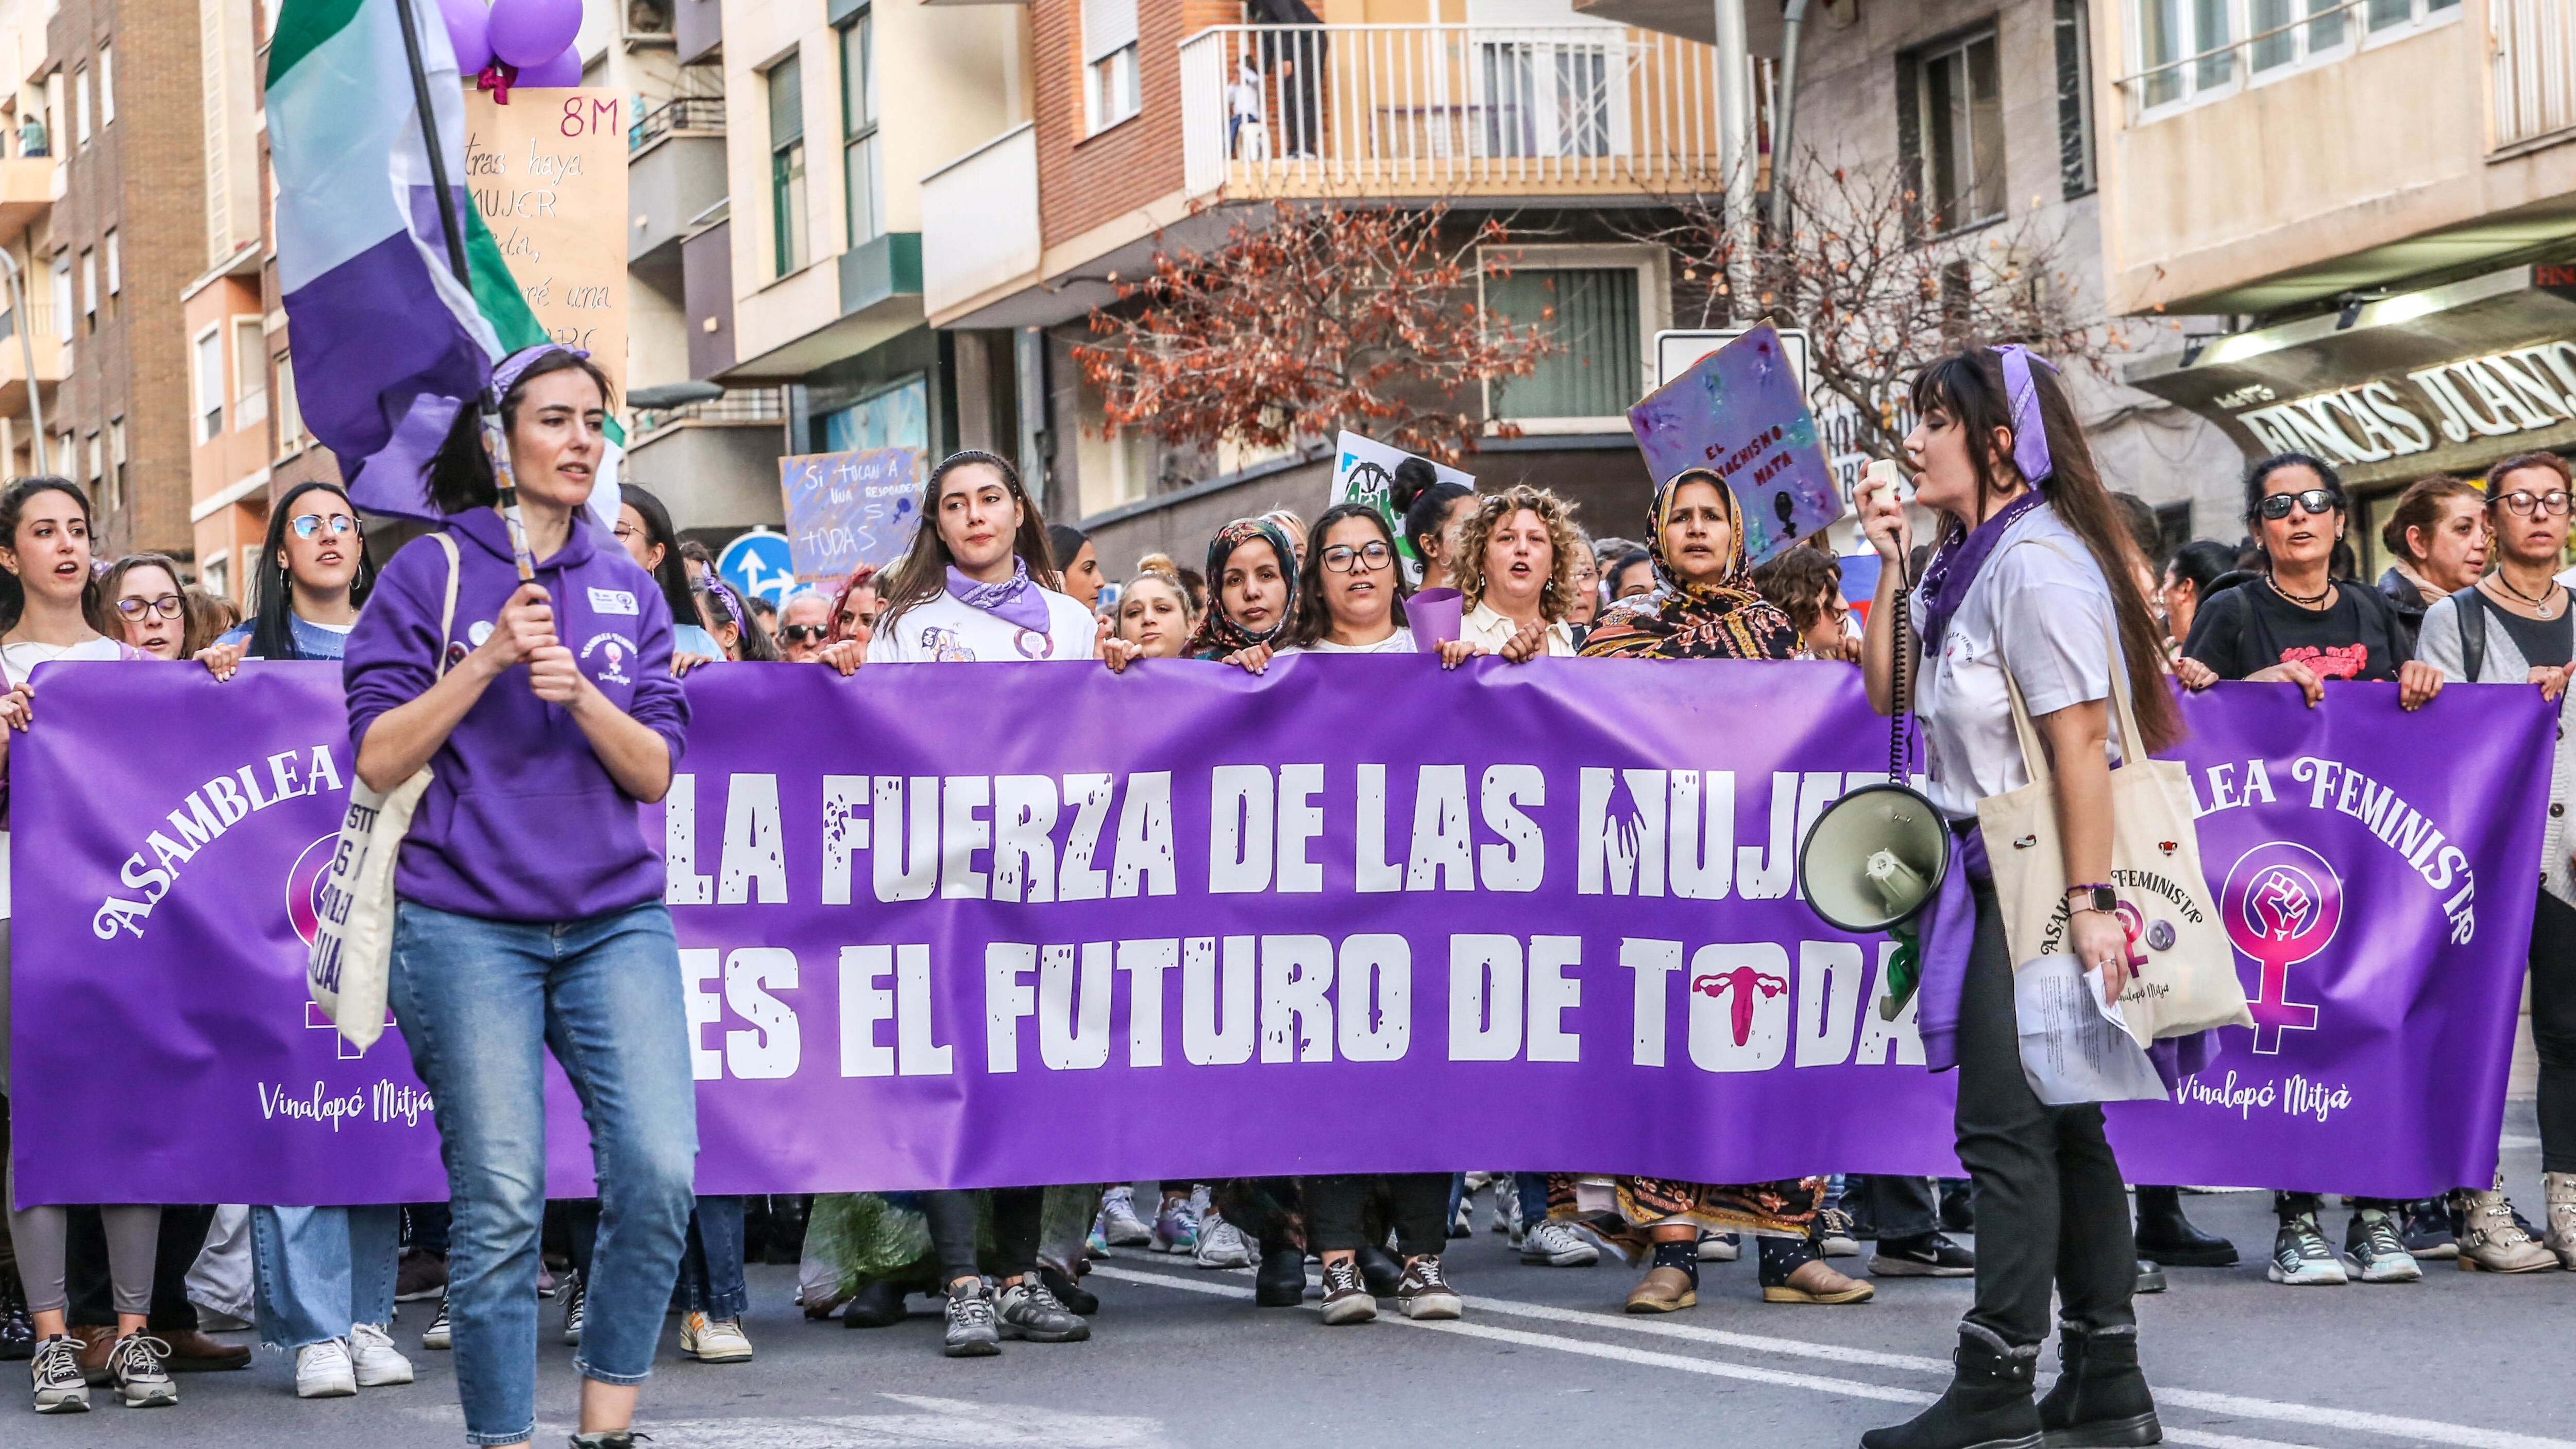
top-left (1072, 203), bottom-right (1559, 466)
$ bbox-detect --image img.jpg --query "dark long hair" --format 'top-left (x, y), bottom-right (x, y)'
top-left (874, 450), bottom-right (1057, 640)
top-left (246, 480), bottom-right (376, 661)
top-left (424, 350), bottom-right (619, 515)
top-left (1290, 502), bottom-right (1411, 646)
top-left (1909, 351), bottom-right (2181, 752)
top-left (1402, 480), bottom-right (1472, 565)
top-left (696, 574), bottom-right (779, 661)
top-left (0, 476), bottom-right (95, 632)
top-left (618, 483), bottom-right (698, 628)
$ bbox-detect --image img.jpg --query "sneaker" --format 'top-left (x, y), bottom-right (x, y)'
top-left (1870, 1232), bottom-right (1975, 1277)
top-left (1520, 1220), bottom-right (1600, 1267)
top-left (29, 1335), bottom-right (89, 1413)
top-left (421, 1298), bottom-right (452, 1351)
top-left (536, 1264), bottom-right (555, 1299)
top-left (995, 1279), bottom-right (1090, 1343)
top-left (1398, 1255), bottom-right (1464, 1320)
top-left (1817, 1206), bottom-right (1860, 1258)
top-left (679, 1311), bottom-right (754, 1362)
top-left (1194, 1215), bottom-right (1252, 1269)
top-left (349, 1323), bottom-right (414, 1387)
top-left (1085, 1223), bottom-right (1110, 1256)
top-left (1448, 1196), bottom-right (1473, 1239)
top-left (2343, 1209), bottom-right (2423, 1284)
top-left (2267, 1213), bottom-right (2349, 1285)
top-left (561, 1269), bottom-right (586, 1346)
top-left (394, 1249), bottom-right (448, 1303)
top-left (1490, 1179), bottom-right (1523, 1239)
top-left (1095, 1187), bottom-right (1153, 1249)
top-left (2399, 1199), bottom-right (2459, 1260)
top-left (1317, 1259), bottom-right (1377, 1325)
top-left (942, 1283), bottom-right (1002, 1357)
top-left (1697, 1230), bottom-right (1740, 1262)
top-left (294, 1339), bottom-right (358, 1399)
top-left (2455, 1183), bottom-right (2557, 1273)
top-left (106, 1333), bottom-right (176, 1408)
top-left (1151, 1195), bottom-right (1200, 1254)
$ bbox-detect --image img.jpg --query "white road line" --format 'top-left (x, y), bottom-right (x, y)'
top-left (1091, 1260), bottom-right (2570, 1449)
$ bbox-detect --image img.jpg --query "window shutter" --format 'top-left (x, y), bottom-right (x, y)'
top-left (1084, 0), bottom-right (1137, 64)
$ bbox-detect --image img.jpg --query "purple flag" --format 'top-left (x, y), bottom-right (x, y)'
top-left (7, 661), bottom-right (2547, 1205)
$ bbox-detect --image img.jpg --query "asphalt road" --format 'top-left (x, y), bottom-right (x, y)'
top-left (20, 1107), bottom-right (2568, 1449)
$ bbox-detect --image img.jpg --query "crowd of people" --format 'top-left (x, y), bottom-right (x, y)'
top-left (0, 340), bottom-right (2565, 1449)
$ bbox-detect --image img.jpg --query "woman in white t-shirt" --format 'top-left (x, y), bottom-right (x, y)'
top-left (1230, 506), bottom-right (1478, 674)
top-left (1852, 348), bottom-right (2181, 1449)
top-left (0, 477), bottom-right (172, 1414)
top-left (1452, 485), bottom-right (1580, 661)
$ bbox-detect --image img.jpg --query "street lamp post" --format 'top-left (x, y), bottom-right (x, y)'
top-left (0, 245), bottom-right (46, 463)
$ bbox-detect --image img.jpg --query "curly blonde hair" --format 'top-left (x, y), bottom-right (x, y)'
top-left (1451, 485), bottom-right (1583, 622)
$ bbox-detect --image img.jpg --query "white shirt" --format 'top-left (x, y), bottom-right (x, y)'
top-left (1461, 601), bottom-right (1577, 658)
top-left (863, 587), bottom-right (1098, 665)
top-left (1910, 503), bottom-right (2125, 820)
top-left (1278, 626), bottom-right (1417, 656)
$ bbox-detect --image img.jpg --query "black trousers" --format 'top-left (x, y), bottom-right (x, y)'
top-left (1852, 1175), bottom-right (1944, 1240)
top-left (67, 1204), bottom-right (211, 1333)
top-left (1305, 1173), bottom-right (1448, 1259)
top-left (1954, 877), bottom-right (2137, 1348)
top-left (2533, 889), bottom-right (2576, 1174)
top-left (925, 1187), bottom-right (1043, 1284)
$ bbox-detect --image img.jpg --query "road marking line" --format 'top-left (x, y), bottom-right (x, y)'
top-left (1092, 1260), bottom-right (2570, 1449)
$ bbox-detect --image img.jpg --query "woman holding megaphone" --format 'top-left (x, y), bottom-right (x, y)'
top-left (1853, 347), bottom-right (2180, 1449)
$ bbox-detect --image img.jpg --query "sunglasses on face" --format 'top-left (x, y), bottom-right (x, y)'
top-left (2499, 490), bottom-right (2573, 517)
top-left (1321, 541), bottom-right (1393, 574)
top-left (2257, 489), bottom-right (2341, 521)
top-left (779, 624), bottom-right (831, 644)
top-left (290, 513), bottom-right (359, 540)
top-left (115, 594), bottom-right (183, 620)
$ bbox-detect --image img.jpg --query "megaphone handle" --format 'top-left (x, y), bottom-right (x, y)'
top-left (1888, 560), bottom-right (1916, 784)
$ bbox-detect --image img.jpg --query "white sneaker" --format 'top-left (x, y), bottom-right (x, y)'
top-left (1494, 1177), bottom-right (1525, 1240)
top-left (1095, 1186), bottom-right (1153, 1248)
top-left (1520, 1220), bottom-right (1600, 1267)
top-left (680, 1311), bottom-right (755, 1363)
top-left (1817, 1205), bottom-right (1861, 1258)
top-left (349, 1323), bottom-right (414, 1387)
top-left (1698, 1231), bottom-right (1740, 1262)
top-left (1195, 1214), bottom-right (1252, 1269)
top-left (2267, 1212), bottom-right (2349, 1286)
top-left (295, 1339), bottom-right (359, 1399)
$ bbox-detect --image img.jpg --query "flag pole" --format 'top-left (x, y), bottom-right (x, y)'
top-left (390, 0), bottom-right (538, 584)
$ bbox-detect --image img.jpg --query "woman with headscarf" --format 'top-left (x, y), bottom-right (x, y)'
top-left (1554, 468), bottom-right (1874, 1316)
top-left (1188, 517), bottom-right (1298, 665)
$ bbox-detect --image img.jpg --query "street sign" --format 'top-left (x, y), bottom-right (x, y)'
top-left (1654, 327), bottom-right (1812, 389)
top-left (717, 530), bottom-right (795, 609)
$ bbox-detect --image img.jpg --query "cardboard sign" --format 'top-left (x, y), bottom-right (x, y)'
top-left (778, 447), bottom-right (924, 585)
top-left (1626, 323), bottom-right (1842, 566)
top-left (463, 89), bottom-right (628, 399)
top-left (1329, 432), bottom-right (1472, 580)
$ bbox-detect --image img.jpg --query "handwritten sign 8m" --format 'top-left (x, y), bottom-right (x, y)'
top-left (778, 447), bottom-right (924, 583)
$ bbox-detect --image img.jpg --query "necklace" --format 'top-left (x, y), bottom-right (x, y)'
top-left (2492, 570), bottom-right (2564, 618)
top-left (2266, 572), bottom-right (2333, 609)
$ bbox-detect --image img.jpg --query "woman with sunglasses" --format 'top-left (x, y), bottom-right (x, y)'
top-left (199, 481), bottom-right (375, 680)
top-left (95, 554), bottom-right (213, 659)
top-left (2415, 451), bottom-right (2576, 1274)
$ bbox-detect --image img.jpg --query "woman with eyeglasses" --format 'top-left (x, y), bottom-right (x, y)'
top-left (2415, 450), bottom-right (2576, 1274)
top-left (1452, 485), bottom-right (1581, 661)
top-left (95, 554), bottom-right (212, 659)
top-left (613, 485), bottom-right (723, 673)
top-left (198, 481), bottom-right (375, 680)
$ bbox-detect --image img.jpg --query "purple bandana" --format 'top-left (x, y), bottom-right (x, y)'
top-left (1914, 487), bottom-right (2046, 661)
top-left (947, 561), bottom-right (1053, 634)
top-left (492, 342), bottom-right (592, 399)
top-left (1992, 344), bottom-right (2057, 486)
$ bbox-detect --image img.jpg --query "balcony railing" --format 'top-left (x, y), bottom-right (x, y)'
top-left (630, 385), bottom-right (783, 439)
top-left (2494, 0), bottom-right (2575, 150)
top-left (629, 95), bottom-right (725, 152)
top-left (1178, 25), bottom-right (1748, 200)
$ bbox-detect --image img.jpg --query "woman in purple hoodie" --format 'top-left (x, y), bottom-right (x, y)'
top-left (343, 345), bottom-right (692, 1449)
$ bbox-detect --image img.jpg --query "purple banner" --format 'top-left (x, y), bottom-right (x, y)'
top-left (9, 660), bottom-right (2548, 1206)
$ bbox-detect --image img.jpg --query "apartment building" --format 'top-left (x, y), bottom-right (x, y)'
top-left (183, 0), bottom-right (265, 601)
top-left (2103, 0), bottom-right (2576, 574)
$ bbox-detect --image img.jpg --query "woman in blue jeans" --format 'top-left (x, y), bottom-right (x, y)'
top-left (344, 344), bottom-right (696, 1449)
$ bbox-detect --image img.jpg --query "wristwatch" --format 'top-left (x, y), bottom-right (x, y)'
top-left (2066, 884), bottom-right (2117, 916)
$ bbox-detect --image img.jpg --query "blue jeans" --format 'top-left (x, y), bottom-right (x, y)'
top-left (674, 1195), bottom-right (747, 1318)
top-left (249, 1205), bottom-right (401, 1350)
top-left (389, 900), bottom-right (699, 1447)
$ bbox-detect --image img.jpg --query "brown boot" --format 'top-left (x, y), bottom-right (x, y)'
top-left (1762, 1258), bottom-right (1875, 1304)
top-left (70, 1324), bottom-right (116, 1386)
top-left (160, 1328), bottom-right (251, 1372)
top-left (1623, 1265), bottom-right (1697, 1313)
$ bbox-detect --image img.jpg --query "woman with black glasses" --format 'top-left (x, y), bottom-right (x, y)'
top-left (96, 554), bottom-right (212, 659)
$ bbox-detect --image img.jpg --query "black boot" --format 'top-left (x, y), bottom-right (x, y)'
top-left (1858, 1328), bottom-right (2042, 1449)
top-left (1255, 1242), bottom-right (1309, 1307)
top-left (2132, 1186), bottom-right (2236, 1267)
top-left (2035, 1325), bottom-right (2160, 1448)
top-left (1040, 1265), bottom-right (1099, 1317)
top-left (840, 1278), bottom-right (911, 1329)
top-left (1355, 1242), bottom-right (1404, 1297)
top-left (766, 1194), bottom-right (812, 1265)
top-left (0, 1267), bottom-right (30, 1361)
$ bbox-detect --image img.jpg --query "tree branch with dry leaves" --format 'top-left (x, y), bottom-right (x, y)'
top-left (1071, 203), bottom-right (1561, 466)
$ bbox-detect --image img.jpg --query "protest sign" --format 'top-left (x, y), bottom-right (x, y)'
top-left (1629, 323), bottom-right (1842, 566)
top-left (778, 448), bottom-right (924, 586)
top-left (464, 89), bottom-right (626, 397)
top-left (1329, 432), bottom-right (1471, 578)
top-left (10, 665), bottom-right (2545, 1204)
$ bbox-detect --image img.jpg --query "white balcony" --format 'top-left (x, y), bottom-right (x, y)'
top-left (1178, 24), bottom-right (1738, 202)
top-left (921, 123), bottom-right (1040, 319)
top-left (2494, 0), bottom-right (2576, 152)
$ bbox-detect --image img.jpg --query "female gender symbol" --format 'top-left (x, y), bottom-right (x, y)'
top-left (2218, 840), bottom-right (2344, 1054)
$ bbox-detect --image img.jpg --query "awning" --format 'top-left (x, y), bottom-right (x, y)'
top-left (2125, 264), bottom-right (2576, 492)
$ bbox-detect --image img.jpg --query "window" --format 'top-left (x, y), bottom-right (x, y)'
top-left (78, 248), bottom-right (94, 332)
top-left (275, 351), bottom-right (307, 454)
top-left (97, 44), bottom-right (111, 125)
top-left (202, 553), bottom-right (227, 603)
top-left (839, 11), bottom-right (880, 248)
top-left (49, 253), bottom-right (68, 366)
top-left (73, 65), bottom-right (89, 146)
top-left (1480, 38), bottom-right (1616, 159)
top-left (2055, 0), bottom-right (2095, 198)
top-left (233, 318), bottom-right (266, 428)
top-left (767, 53), bottom-right (807, 277)
top-left (83, 430), bottom-right (98, 497)
top-left (108, 417), bottom-right (124, 509)
top-left (1082, 0), bottom-right (1140, 133)
top-left (193, 326), bottom-right (225, 441)
top-left (1483, 268), bottom-right (1642, 421)
top-left (103, 230), bottom-right (117, 321)
top-left (1902, 29), bottom-right (2005, 234)
top-left (2137, 0), bottom-right (2457, 110)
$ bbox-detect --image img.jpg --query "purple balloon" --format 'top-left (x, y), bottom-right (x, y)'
top-left (511, 44), bottom-right (584, 89)
top-left (487, 0), bottom-right (581, 69)
top-left (436, 0), bottom-right (492, 72)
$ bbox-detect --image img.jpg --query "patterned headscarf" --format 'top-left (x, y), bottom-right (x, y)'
top-left (1579, 469), bottom-right (1803, 662)
top-left (1185, 517), bottom-right (1301, 659)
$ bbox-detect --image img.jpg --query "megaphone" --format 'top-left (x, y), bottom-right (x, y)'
top-left (1797, 781), bottom-right (1951, 933)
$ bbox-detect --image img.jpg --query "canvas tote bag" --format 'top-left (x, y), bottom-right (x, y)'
top-left (1974, 585), bottom-right (2252, 1046)
top-left (308, 533), bottom-right (459, 1050)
